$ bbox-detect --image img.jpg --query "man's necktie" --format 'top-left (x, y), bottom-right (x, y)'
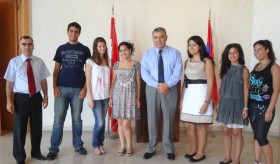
top-left (158, 50), bottom-right (164, 83)
top-left (26, 59), bottom-right (36, 95)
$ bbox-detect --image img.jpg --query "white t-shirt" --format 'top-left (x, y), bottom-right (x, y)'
top-left (86, 59), bottom-right (110, 100)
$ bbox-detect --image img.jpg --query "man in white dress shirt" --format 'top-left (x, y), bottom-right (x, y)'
top-left (4, 36), bottom-right (50, 164)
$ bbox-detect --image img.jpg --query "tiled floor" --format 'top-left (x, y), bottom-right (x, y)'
top-left (0, 130), bottom-right (279, 164)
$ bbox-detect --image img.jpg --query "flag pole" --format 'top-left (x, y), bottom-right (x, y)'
top-left (209, 8), bottom-right (211, 19)
top-left (107, 4), bottom-right (114, 136)
top-left (107, 3), bottom-right (114, 137)
top-left (106, 3), bottom-right (119, 140)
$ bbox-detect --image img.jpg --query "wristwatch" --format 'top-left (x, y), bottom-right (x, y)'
top-left (44, 95), bottom-right (49, 99)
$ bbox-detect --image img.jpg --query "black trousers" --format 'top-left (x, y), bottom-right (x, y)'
top-left (250, 116), bottom-right (273, 146)
top-left (13, 92), bottom-right (43, 162)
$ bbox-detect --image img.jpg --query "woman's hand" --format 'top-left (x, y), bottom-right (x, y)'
top-left (179, 101), bottom-right (183, 111)
top-left (199, 103), bottom-right (208, 114)
top-left (109, 98), bottom-right (113, 108)
top-left (265, 110), bottom-right (273, 122)
top-left (88, 99), bottom-right (94, 109)
top-left (242, 109), bottom-right (248, 119)
top-left (214, 103), bottom-right (219, 113)
top-left (136, 99), bottom-right (141, 109)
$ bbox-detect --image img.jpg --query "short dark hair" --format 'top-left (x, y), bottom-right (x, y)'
top-left (19, 36), bottom-right (33, 42)
top-left (152, 27), bottom-right (166, 35)
top-left (67, 22), bottom-right (81, 33)
top-left (118, 41), bottom-right (135, 55)
top-left (253, 40), bottom-right (276, 62)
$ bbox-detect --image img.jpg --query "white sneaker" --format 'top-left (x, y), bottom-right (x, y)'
top-left (254, 161), bottom-right (262, 164)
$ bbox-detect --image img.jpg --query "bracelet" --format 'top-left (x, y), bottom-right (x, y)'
top-left (204, 101), bottom-right (210, 105)
top-left (44, 95), bottom-right (48, 99)
top-left (243, 107), bottom-right (248, 111)
top-left (266, 110), bottom-right (273, 113)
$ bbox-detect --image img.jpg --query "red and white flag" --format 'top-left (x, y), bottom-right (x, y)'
top-left (206, 11), bottom-right (218, 106)
top-left (108, 6), bottom-right (119, 133)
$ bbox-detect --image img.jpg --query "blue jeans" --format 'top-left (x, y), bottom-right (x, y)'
top-left (49, 87), bottom-right (84, 153)
top-left (92, 98), bottom-right (109, 148)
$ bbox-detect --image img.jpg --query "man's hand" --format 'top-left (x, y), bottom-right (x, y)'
top-left (53, 86), bottom-right (61, 98)
top-left (42, 98), bottom-right (48, 109)
top-left (79, 87), bottom-right (87, 99)
top-left (7, 102), bottom-right (14, 113)
top-left (157, 83), bottom-right (169, 94)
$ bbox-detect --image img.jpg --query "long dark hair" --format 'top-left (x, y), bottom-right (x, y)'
top-left (187, 35), bottom-right (214, 63)
top-left (220, 43), bottom-right (245, 78)
top-left (91, 37), bottom-right (109, 66)
top-left (253, 40), bottom-right (276, 63)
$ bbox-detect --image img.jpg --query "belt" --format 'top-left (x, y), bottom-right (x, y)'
top-left (184, 75), bottom-right (207, 88)
top-left (15, 92), bottom-right (40, 98)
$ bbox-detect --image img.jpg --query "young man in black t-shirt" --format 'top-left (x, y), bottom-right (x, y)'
top-left (47, 22), bottom-right (91, 160)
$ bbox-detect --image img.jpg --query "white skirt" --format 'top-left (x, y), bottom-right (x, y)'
top-left (181, 83), bottom-right (213, 124)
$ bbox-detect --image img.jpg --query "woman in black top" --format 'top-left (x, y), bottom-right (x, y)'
top-left (249, 40), bottom-right (280, 164)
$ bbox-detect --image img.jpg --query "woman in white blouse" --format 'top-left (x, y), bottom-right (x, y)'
top-left (86, 37), bottom-right (110, 155)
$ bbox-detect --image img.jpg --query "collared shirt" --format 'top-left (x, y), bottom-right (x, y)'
top-left (141, 45), bottom-right (182, 88)
top-left (4, 54), bottom-right (51, 93)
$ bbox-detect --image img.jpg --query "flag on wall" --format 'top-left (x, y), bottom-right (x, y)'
top-left (206, 15), bottom-right (218, 106)
top-left (108, 6), bottom-right (119, 133)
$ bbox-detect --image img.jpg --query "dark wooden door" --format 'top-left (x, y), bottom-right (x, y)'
top-left (0, 0), bottom-right (18, 135)
top-left (136, 79), bottom-right (181, 142)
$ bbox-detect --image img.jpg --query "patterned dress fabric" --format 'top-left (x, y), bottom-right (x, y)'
top-left (111, 61), bottom-right (141, 120)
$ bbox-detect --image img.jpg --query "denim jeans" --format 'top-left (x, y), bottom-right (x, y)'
top-left (92, 98), bottom-right (109, 148)
top-left (49, 87), bottom-right (84, 153)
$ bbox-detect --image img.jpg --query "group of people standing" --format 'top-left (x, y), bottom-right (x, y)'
top-left (4, 22), bottom-right (279, 164)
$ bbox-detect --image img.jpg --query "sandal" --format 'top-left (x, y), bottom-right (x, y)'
top-left (100, 147), bottom-right (107, 154)
top-left (117, 149), bottom-right (126, 156)
top-left (126, 152), bottom-right (133, 157)
top-left (93, 148), bottom-right (101, 155)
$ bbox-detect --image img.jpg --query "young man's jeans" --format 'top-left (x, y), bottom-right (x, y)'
top-left (49, 87), bottom-right (84, 153)
top-left (92, 98), bottom-right (109, 148)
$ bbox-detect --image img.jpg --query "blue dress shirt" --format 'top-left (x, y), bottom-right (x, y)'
top-left (141, 45), bottom-right (182, 88)
top-left (4, 54), bottom-right (50, 93)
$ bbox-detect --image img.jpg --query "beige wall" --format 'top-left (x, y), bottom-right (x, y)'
top-left (31, 0), bottom-right (279, 136)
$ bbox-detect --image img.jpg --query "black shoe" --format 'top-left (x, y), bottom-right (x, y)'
top-left (47, 152), bottom-right (57, 160)
top-left (75, 147), bottom-right (87, 155)
top-left (167, 153), bottom-right (175, 160)
top-left (219, 159), bottom-right (232, 164)
top-left (189, 155), bottom-right (206, 162)
top-left (16, 161), bottom-right (25, 164)
top-left (143, 152), bottom-right (155, 159)
top-left (32, 154), bottom-right (47, 160)
top-left (184, 152), bottom-right (197, 159)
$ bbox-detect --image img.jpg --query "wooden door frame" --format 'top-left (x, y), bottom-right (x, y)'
top-left (17, 0), bottom-right (30, 41)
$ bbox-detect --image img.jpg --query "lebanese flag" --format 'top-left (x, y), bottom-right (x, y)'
top-left (108, 14), bottom-right (119, 133)
top-left (206, 17), bottom-right (218, 107)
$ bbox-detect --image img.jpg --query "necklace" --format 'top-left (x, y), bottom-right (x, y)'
top-left (256, 61), bottom-right (270, 71)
